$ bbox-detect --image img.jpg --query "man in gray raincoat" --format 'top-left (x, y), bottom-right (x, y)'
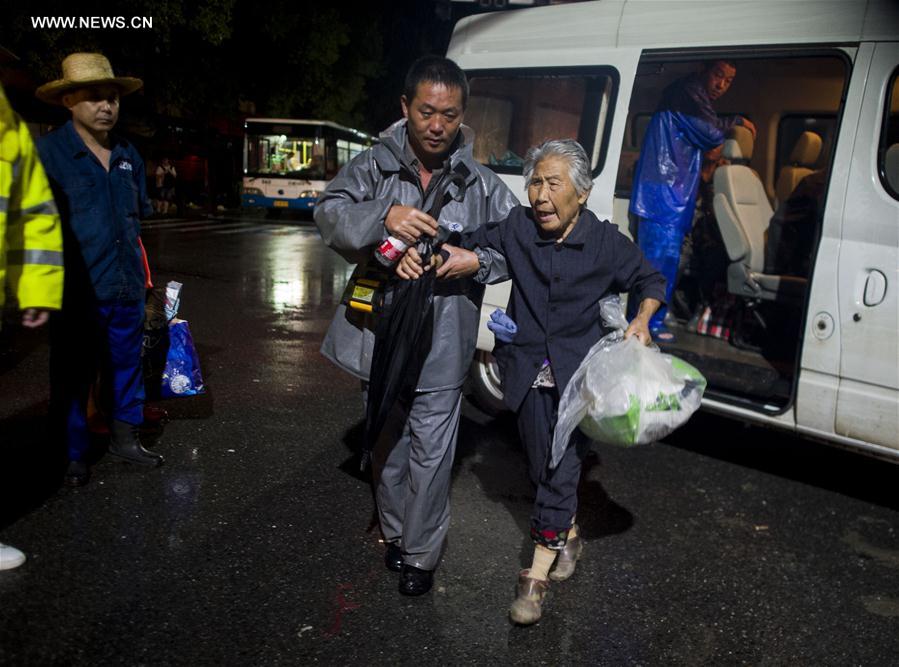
top-left (315, 56), bottom-right (517, 596)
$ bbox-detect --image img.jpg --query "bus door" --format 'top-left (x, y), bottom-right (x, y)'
top-left (835, 42), bottom-right (899, 452)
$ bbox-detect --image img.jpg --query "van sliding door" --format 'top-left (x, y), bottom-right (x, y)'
top-left (618, 52), bottom-right (848, 414)
top-left (834, 43), bottom-right (899, 452)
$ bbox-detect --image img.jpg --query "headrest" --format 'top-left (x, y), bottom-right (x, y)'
top-left (721, 125), bottom-right (754, 161)
top-left (885, 143), bottom-right (899, 193)
top-left (789, 131), bottom-right (823, 166)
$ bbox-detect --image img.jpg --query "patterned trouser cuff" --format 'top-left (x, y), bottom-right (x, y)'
top-left (530, 526), bottom-right (569, 550)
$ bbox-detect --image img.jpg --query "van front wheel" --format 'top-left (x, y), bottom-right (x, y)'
top-left (466, 351), bottom-right (507, 416)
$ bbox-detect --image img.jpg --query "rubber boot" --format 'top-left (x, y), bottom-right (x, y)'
top-left (108, 420), bottom-right (164, 467)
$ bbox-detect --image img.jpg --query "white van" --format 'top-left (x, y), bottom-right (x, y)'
top-left (447, 0), bottom-right (899, 461)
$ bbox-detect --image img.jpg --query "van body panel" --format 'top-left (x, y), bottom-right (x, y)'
top-left (835, 380), bottom-right (899, 450)
top-left (701, 397), bottom-right (795, 429)
top-left (449, 1), bottom-right (899, 55)
top-left (835, 42), bottom-right (899, 450)
top-left (477, 280), bottom-right (512, 352)
top-left (617, 1), bottom-right (873, 49)
top-left (795, 46), bottom-right (868, 429)
top-left (795, 370), bottom-right (840, 436)
top-left (451, 1), bottom-right (624, 56)
top-left (862, 2), bottom-right (899, 41)
top-left (794, 425), bottom-right (899, 462)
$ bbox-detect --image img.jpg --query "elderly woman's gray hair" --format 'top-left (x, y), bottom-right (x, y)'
top-left (522, 139), bottom-right (593, 195)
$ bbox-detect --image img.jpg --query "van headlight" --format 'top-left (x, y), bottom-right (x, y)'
top-left (299, 190), bottom-right (320, 199)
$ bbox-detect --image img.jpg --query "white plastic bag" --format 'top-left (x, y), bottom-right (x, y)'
top-left (551, 296), bottom-right (706, 468)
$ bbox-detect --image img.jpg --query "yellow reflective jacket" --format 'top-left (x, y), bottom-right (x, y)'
top-left (0, 83), bottom-right (63, 312)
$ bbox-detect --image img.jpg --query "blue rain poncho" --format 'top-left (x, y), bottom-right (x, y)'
top-left (630, 74), bottom-right (742, 232)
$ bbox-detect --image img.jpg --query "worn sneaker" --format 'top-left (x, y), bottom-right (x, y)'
top-left (0, 542), bottom-right (26, 570)
top-left (509, 569), bottom-right (549, 625)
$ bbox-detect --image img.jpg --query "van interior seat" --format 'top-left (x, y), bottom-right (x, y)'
top-left (726, 124), bottom-right (755, 163)
top-left (885, 143), bottom-right (899, 193)
top-left (775, 131), bottom-right (823, 205)
top-left (713, 126), bottom-right (807, 303)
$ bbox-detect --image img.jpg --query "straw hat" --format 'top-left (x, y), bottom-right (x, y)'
top-left (35, 53), bottom-right (142, 105)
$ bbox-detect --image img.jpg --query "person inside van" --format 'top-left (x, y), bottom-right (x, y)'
top-left (397, 139), bottom-right (666, 625)
top-left (764, 169), bottom-right (826, 277)
top-left (686, 145), bottom-right (735, 335)
top-left (629, 60), bottom-right (756, 342)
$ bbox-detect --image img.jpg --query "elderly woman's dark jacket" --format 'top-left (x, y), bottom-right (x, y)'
top-left (464, 205), bottom-right (667, 413)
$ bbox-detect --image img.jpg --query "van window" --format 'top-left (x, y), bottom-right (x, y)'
top-left (879, 67), bottom-right (899, 199)
top-left (776, 114), bottom-right (836, 174)
top-left (466, 69), bottom-right (616, 175)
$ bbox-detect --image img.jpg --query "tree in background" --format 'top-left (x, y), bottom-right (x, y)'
top-left (0, 0), bottom-right (384, 130)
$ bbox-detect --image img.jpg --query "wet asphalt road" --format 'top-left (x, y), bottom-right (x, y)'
top-left (1, 212), bottom-right (898, 665)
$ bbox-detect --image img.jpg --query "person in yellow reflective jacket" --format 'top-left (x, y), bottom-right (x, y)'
top-left (0, 81), bottom-right (64, 571)
top-left (0, 84), bottom-right (63, 324)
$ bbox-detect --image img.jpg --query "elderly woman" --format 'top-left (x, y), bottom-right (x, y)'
top-left (398, 139), bottom-right (666, 625)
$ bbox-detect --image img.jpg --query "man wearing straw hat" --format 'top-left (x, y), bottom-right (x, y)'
top-left (36, 53), bottom-right (162, 486)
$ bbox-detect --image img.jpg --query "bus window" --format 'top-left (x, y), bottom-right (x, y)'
top-left (245, 130), bottom-right (326, 179)
top-left (242, 119), bottom-right (375, 211)
top-left (466, 69), bottom-right (616, 174)
top-left (879, 67), bottom-right (899, 198)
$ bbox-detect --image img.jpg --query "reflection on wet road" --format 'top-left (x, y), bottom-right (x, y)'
top-left (0, 216), bottom-right (897, 665)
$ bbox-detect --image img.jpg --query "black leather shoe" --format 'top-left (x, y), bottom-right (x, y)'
top-left (399, 564), bottom-right (433, 596)
top-left (384, 542), bottom-right (403, 572)
top-left (108, 420), bottom-right (164, 467)
top-left (64, 460), bottom-right (90, 487)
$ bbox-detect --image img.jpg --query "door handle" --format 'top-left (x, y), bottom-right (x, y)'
top-left (863, 270), bottom-right (887, 307)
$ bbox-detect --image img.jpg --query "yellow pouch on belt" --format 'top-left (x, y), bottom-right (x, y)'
top-left (342, 264), bottom-right (389, 314)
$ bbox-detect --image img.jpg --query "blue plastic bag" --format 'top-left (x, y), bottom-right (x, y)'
top-left (161, 320), bottom-right (205, 398)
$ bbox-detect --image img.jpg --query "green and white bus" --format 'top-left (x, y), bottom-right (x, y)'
top-left (241, 118), bottom-right (375, 211)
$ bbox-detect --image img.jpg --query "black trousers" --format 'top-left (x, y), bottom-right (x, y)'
top-left (517, 386), bottom-right (588, 548)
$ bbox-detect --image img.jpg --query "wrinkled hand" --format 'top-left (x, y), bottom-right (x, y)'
top-left (623, 318), bottom-right (652, 346)
top-left (740, 116), bottom-right (757, 139)
top-left (21, 308), bottom-right (50, 329)
top-left (395, 246), bottom-right (431, 280)
top-left (385, 205), bottom-right (438, 246)
top-left (435, 244), bottom-right (479, 280)
top-left (487, 308), bottom-right (517, 343)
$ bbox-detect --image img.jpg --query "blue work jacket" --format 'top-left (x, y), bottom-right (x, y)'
top-left (464, 206), bottom-right (667, 413)
top-left (38, 121), bottom-right (152, 302)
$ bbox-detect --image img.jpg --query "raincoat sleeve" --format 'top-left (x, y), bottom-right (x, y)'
top-left (314, 151), bottom-right (394, 264)
top-left (607, 224), bottom-right (667, 305)
top-left (466, 174), bottom-right (518, 283)
top-left (670, 112), bottom-right (729, 152)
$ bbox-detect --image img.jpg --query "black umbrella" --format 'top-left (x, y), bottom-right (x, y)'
top-left (361, 164), bottom-right (470, 470)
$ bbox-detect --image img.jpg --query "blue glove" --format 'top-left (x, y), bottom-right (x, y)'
top-left (487, 308), bottom-right (518, 343)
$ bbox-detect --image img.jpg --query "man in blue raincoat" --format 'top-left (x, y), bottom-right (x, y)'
top-left (629, 60), bottom-right (755, 341)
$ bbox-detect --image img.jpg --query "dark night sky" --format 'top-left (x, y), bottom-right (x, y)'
top-left (0, 0), bottom-right (499, 135)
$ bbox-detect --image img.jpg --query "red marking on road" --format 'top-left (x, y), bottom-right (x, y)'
top-left (323, 583), bottom-right (362, 638)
